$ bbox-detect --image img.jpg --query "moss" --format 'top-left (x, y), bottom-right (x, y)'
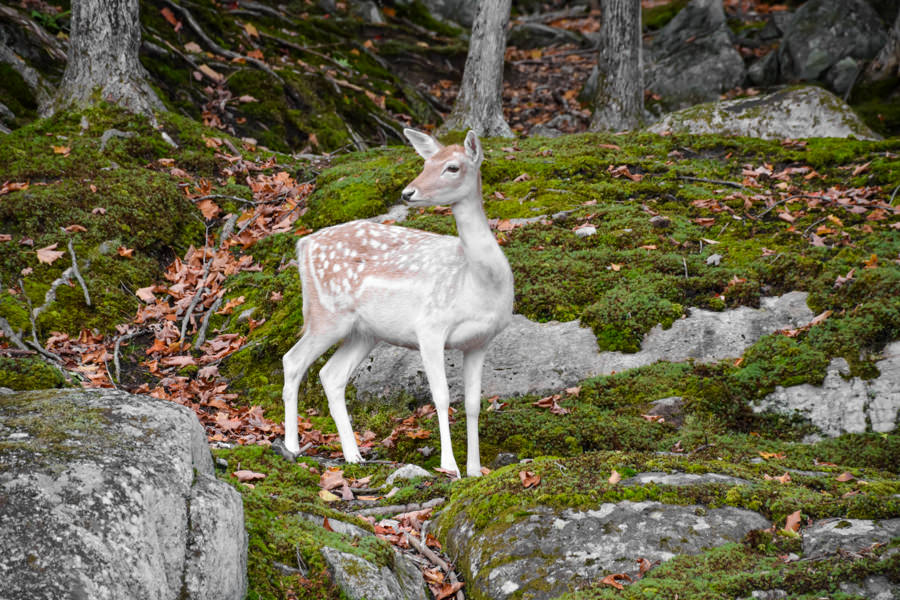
top-left (0, 64), bottom-right (39, 129)
top-left (643, 0), bottom-right (690, 30)
top-left (0, 357), bottom-right (69, 390)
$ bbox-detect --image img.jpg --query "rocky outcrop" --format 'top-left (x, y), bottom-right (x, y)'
top-left (802, 518), bottom-right (900, 559)
top-left (0, 389), bottom-right (247, 600)
top-left (752, 342), bottom-right (900, 437)
top-left (648, 86), bottom-right (879, 140)
top-left (352, 292), bottom-right (813, 401)
top-left (320, 547), bottom-right (428, 600)
top-left (440, 500), bottom-right (769, 600)
top-left (645, 0), bottom-right (746, 109)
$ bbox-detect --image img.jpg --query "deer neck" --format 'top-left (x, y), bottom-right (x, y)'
top-left (452, 173), bottom-right (510, 283)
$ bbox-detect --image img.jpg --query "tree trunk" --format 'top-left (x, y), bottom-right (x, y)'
top-left (439, 0), bottom-right (513, 138)
top-left (865, 9), bottom-right (900, 82)
top-left (589, 0), bottom-right (643, 132)
top-left (55, 0), bottom-right (163, 116)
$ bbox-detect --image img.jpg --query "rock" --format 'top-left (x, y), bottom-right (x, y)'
top-left (352, 292), bottom-right (815, 401)
top-left (0, 389), bottom-right (247, 600)
top-left (839, 575), bottom-right (898, 600)
top-left (752, 342), bottom-right (900, 436)
top-left (298, 512), bottom-right (372, 538)
top-left (646, 395), bottom-right (685, 427)
top-left (574, 224), bottom-right (597, 237)
top-left (747, 591), bottom-right (787, 600)
top-left (507, 23), bottom-right (586, 49)
top-left (776, 0), bottom-right (887, 93)
top-left (649, 215), bottom-right (671, 229)
top-left (595, 291), bottom-right (814, 375)
top-left (645, 0), bottom-right (746, 109)
top-left (415, 0), bottom-right (478, 28)
top-left (352, 314), bottom-right (604, 401)
top-left (802, 518), bottom-right (900, 559)
top-left (648, 86), bottom-right (880, 140)
top-left (621, 471), bottom-right (751, 486)
top-left (386, 463), bottom-right (432, 485)
top-left (320, 546), bottom-right (428, 600)
top-left (491, 452), bottom-right (519, 469)
top-left (441, 501), bottom-right (770, 599)
top-left (529, 123), bottom-right (565, 138)
top-left (350, 0), bottom-right (384, 24)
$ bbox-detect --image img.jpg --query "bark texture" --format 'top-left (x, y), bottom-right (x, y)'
top-left (590, 0), bottom-right (643, 131)
top-left (864, 9), bottom-right (900, 82)
top-left (55, 0), bottom-right (163, 115)
top-left (440, 0), bottom-right (514, 137)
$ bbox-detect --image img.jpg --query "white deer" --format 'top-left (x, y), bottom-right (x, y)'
top-left (282, 129), bottom-right (514, 477)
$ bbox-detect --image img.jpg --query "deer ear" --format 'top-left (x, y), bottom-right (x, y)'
top-left (464, 130), bottom-right (483, 164)
top-left (404, 128), bottom-right (443, 160)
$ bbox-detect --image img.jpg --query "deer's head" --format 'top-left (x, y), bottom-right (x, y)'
top-left (401, 128), bottom-right (483, 207)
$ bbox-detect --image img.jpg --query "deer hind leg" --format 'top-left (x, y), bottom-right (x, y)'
top-left (282, 329), bottom-right (344, 454)
top-left (462, 347), bottom-right (487, 477)
top-left (418, 334), bottom-right (461, 477)
top-left (319, 334), bottom-right (375, 464)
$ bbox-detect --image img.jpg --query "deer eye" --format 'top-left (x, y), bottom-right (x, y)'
top-left (445, 164), bottom-right (460, 174)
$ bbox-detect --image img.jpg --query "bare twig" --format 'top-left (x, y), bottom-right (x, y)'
top-left (32, 265), bottom-right (77, 320)
top-left (67, 240), bottom-right (91, 306)
top-left (682, 256), bottom-right (688, 279)
top-left (180, 286), bottom-right (209, 342)
top-left (193, 294), bottom-right (223, 349)
top-left (0, 316), bottom-right (29, 351)
top-left (353, 498), bottom-right (445, 517)
top-left (677, 175), bottom-right (748, 190)
top-left (195, 194), bottom-right (258, 206)
top-left (405, 533), bottom-right (450, 572)
top-left (890, 183), bottom-right (900, 206)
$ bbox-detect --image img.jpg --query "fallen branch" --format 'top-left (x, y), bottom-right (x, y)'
top-left (194, 193), bottom-right (258, 206)
top-left (67, 240), bottom-right (91, 306)
top-left (405, 532), bottom-right (450, 572)
top-left (32, 265), bottom-right (78, 320)
top-left (193, 293), bottom-right (223, 349)
top-left (353, 497), bottom-right (445, 518)
top-left (0, 315), bottom-right (29, 351)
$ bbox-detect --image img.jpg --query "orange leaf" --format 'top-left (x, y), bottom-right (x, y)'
top-left (233, 469), bottom-right (266, 482)
top-left (64, 224), bottom-right (87, 233)
top-left (52, 145), bottom-right (70, 156)
top-left (36, 243), bottom-right (65, 265)
top-left (196, 198), bottom-right (221, 220)
top-left (434, 582), bottom-right (465, 600)
top-left (600, 573), bottom-right (632, 590)
top-left (784, 510), bottom-right (802, 532)
top-left (835, 471), bottom-right (855, 482)
top-left (243, 22), bottom-right (259, 38)
top-left (519, 470), bottom-right (540, 488)
top-left (117, 246), bottom-right (134, 258)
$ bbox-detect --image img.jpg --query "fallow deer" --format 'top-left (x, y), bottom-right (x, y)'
top-left (282, 128), bottom-right (513, 477)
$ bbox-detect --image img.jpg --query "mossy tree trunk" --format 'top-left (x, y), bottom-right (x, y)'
top-left (865, 9), bottom-right (900, 82)
top-left (440, 0), bottom-right (514, 138)
top-left (589, 0), bottom-right (643, 132)
top-left (55, 0), bottom-right (164, 116)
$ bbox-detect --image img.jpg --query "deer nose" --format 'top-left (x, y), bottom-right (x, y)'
top-left (401, 189), bottom-right (415, 203)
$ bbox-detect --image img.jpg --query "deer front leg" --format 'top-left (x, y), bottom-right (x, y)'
top-left (418, 335), bottom-right (461, 477)
top-left (462, 347), bottom-right (486, 477)
top-left (319, 336), bottom-right (376, 464)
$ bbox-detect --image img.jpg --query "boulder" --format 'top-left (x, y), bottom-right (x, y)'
top-left (802, 518), bottom-right (900, 559)
top-left (320, 546), bottom-right (428, 600)
top-left (351, 292), bottom-right (815, 401)
top-left (775, 0), bottom-right (888, 95)
top-left (0, 389), bottom-right (247, 600)
top-left (752, 342), bottom-right (900, 437)
top-left (648, 86), bottom-right (880, 140)
top-left (620, 471), bottom-right (752, 487)
top-left (645, 0), bottom-right (746, 109)
top-left (410, 0), bottom-right (478, 28)
top-left (440, 500), bottom-right (770, 599)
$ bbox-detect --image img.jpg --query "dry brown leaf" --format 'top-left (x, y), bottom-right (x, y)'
top-left (135, 286), bottom-right (156, 303)
top-left (519, 470), bottom-right (540, 488)
top-left (233, 469), bottom-right (266, 482)
top-left (608, 470), bottom-right (622, 485)
top-left (836, 471), bottom-right (855, 482)
top-left (117, 246), bottom-right (134, 258)
top-left (784, 510), bottom-right (802, 532)
top-left (36, 243), bottom-right (65, 265)
top-left (52, 145), bottom-right (70, 156)
top-left (196, 198), bottom-right (221, 220)
top-left (64, 224), bottom-right (87, 233)
top-left (197, 64), bottom-right (224, 82)
top-left (600, 573), bottom-right (632, 590)
top-left (184, 41), bottom-right (202, 53)
top-left (244, 22), bottom-right (259, 38)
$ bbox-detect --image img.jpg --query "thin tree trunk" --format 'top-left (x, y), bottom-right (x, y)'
top-left (865, 9), bottom-right (900, 82)
top-left (590, 0), bottom-right (643, 132)
top-left (439, 0), bottom-right (513, 138)
top-left (55, 0), bottom-right (163, 116)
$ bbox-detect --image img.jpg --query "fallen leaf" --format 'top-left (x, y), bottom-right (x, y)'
top-left (135, 286), bottom-right (156, 303)
top-left (608, 470), bottom-right (622, 485)
top-left (836, 471), bottom-right (855, 482)
top-left (233, 469), bottom-right (266, 483)
top-left (36, 243), bottom-right (65, 265)
top-left (434, 582), bottom-right (465, 600)
top-left (600, 573), bottom-right (632, 590)
top-left (52, 145), bottom-right (70, 156)
top-left (759, 451), bottom-right (786, 460)
top-left (197, 64), bottom-right (224, 82)
top-left (519, 470), bottom-right (540, 488)
top-left (784, 510), bottom-right (802, 532)
top-left (244, 22), bottom-right (259, 37)
top-left (64, 224), bottom-right (87, 233)
top-left (92, 206), bottom-right (106, 215)
top-left (117, 246), bottom-right (134, 258)
top-left (196, 198), bottom-right (221, 220)
top-left (0, 181), bottom-right (29, 195)
top-left (0, 234), bottom-right (11, 242)
top-left (318, 489), bottom-right (339, 502)
top-left (184, 41), bottom-right (202, 53)
top-left (320, 467), bottom-right (347, 491)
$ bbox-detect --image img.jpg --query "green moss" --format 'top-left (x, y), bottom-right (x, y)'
top-left (0, 64), bottom-right (39, 129)
top-left (0, 357), bottom-right (69, 390)
top-left (643, 0), bottom-right (690, 30)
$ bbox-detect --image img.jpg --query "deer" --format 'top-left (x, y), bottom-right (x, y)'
top-left (282, 128), bottom-right (514, 478)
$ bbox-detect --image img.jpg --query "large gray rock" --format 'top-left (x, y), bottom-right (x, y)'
top-left (775, 0), bottom-right (888, 95)
top-left (351, 292), bottom-right (815, 401)
top-left (441, 501), bottom-right (770, 600)
top-left (753, 342), bottom-right (900, 437)
top-left (320, 546), bottom-right (428, 600)
top-left (802, 518), bottom-right (900, 559)
top-left (0, 389), bottom-right (247, 600)
top-left (410, 0), bottom-right (478, 28)
top-left (621, 471), bottom-right (752, 487)
top-left (645, 0), bottom-right (746, 109)
top-left (648, 86), bottom-right (880, 140)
